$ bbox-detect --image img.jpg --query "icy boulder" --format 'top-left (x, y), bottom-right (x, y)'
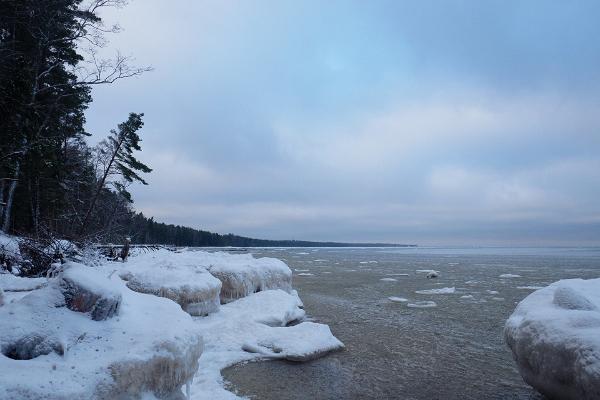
top-left (60, 262), bottom-right (121, 321)
top-left (0, 263), bottom-right (203, 400)
top-left (204, 252), bottom-right (292, 303)
top-left (120, 251), bottom-right (222, 316)
top-left (505, 278), bottom-right (600, 400)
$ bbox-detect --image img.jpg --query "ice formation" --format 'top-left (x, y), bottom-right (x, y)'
top-left (120, 250), bottom-right (222, 316)
top-left (380, 278), bottom-right (397, 282)
top-left (415, 269), bottom-right (439, 278)
top-left (415, 287), bottom-right (455, 294)
top-left (0, 263), bottom-right (203, 400)
top-left (505, 278), bottom-right (600, 400)
top-left (205, 252), bottom-right (292, 303)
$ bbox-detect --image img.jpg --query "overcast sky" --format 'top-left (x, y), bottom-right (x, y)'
top-left (85, 0), bottom-right (600, 245)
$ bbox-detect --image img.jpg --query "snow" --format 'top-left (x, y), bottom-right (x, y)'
top-left (0, 263), bottom-right (203, 400)
top-left (0, 247), bottom-right (344, 399)
top-left (119, 250), bottom-right (222, 316)
top-left (380, 278), bottom-right (397, 282)
top-left (505, 278), bottom-right (600, 400)
top-left (388, 297), bottom-right (408, 302)
top-left (407, 301), bottom-right (437, 308)
top-left (499, 274), bottom-right (521, 278)
top-left (0, 273), bottom-right (46, 292)
top-left (415, 287), bottom-right (456, 294)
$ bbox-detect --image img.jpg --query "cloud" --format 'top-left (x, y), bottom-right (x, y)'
top-left (85, 0), bottom-right (600, 244)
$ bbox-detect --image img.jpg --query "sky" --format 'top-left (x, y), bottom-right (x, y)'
top-left (85, 0), bottom-right (600, 245)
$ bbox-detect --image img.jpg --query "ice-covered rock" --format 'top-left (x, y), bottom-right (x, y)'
top-left (0, 263), bottom-right (203, 400)
top-left (242, 322), bottom-right (344, 362)
top-left (505, 278), bottom-right (600, 400)
top-left (121, 251), bottom-right (222, 316)
top-left (205, 252), bottom-right (292, 303)
top-left (416, 269), bottom-right (439, 278)
top-left (191, 289), bottom-right (343, 398)
top-left (60, 262), bottom-right (121, 321)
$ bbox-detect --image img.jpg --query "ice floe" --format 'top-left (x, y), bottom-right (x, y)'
top-left (416, 287), bottom-right (455, 295)
top-left (388, 297), bottom-right (408, 302)
top-left (407, 301), bottom-right (437, 308)
top-left (380, 278), bottom-right (397, 282)
top-left (499, 274), bottom-right (521, 278)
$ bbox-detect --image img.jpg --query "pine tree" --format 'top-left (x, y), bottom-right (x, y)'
top-left (79, 113), bottom-right (152, 235)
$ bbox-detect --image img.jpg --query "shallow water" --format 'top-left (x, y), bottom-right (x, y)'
top-left (222, 247), bottom-right (600, 400)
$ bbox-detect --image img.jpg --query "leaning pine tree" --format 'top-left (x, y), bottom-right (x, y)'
top-left (79, 113), bottom-right (152, 236)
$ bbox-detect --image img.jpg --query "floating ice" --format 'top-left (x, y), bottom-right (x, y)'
top-left (297, 273), bottom-right (314, 276)
top-left (460, 295), bottom-right (474, 299)
top-left (505, 278), bottom-right (600, 400)
top-left (380, 278), bottom-right (397, 282)
top-left (516, 286), bottom-right (545, 290)
top-left (388, 297), bottom-right (408, 302)
top-left (499, 274), bottom-right (521, 278)
top-left (486, 290), bottom-right (499, 295)
top-left (407, 301), bottom-right (437, 308)
top-left (416, 287), bottom-right (455, 295)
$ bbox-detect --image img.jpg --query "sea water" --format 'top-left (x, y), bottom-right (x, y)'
top-left (222, 246), bottom-right (600, 400)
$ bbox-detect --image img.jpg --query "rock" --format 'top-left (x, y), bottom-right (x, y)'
top-left (426, 271), bottom-right (439, 279)
top-left (505, 278), bottom-right (600, 400)
top-left (120, 254), bottom-right (222, 316)
top-left (2, 333), bottom-right (64, 360)
top-left (60, 263), bottom-right (121, 321)
top-left (206, 254), bottom-right (292, 303)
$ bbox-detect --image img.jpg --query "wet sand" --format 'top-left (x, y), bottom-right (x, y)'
top-left (222, 247), bottom-right (600, 400)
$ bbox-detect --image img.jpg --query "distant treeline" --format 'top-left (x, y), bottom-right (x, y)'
top-left (124, 213), bottom-right (413, 248)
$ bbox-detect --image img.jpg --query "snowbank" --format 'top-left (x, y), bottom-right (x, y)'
top-left (505, 278), bottom-right (600, 400)
top-left (120, 250), bottom-right (222, 316)
top-left (0, 263), bottom-right (203, 400)
top-left (204, 252), bottom-right (292, 303)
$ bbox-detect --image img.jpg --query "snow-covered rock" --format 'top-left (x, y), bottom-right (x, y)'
top-left (120, 251), bottom-right (222, 316)
top-left (0, 233), bottom-right (21, 267)
top-left (0, 263), bottom-right (203, 400)
top-left (505, 278), bottom-right (600, 400)
top-left (204, 252), bottom-right (292, 303)
top-left (60, 262), bottom-right (121, 321)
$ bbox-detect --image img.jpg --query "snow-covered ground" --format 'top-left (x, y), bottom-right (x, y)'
top-left (0, 248), bottom-right (343, 399)
top-left (505, 278), bottom-right (600, 400)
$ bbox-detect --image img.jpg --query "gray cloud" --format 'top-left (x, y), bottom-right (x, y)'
top-left (85, 0), bottom-right (600, 245)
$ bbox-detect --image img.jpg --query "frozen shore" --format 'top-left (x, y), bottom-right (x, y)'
top-left (0, 241), bottom-right (344, 399)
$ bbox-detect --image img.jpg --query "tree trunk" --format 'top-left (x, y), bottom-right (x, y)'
top-left (2, 160), bottom-right (21, 233)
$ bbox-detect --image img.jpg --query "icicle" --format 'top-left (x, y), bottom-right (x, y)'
top-left (185, 378), bottom-right (192, 400)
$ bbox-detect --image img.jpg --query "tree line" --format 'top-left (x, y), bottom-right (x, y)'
top-left (0, 0), bottom-right (151, 245)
